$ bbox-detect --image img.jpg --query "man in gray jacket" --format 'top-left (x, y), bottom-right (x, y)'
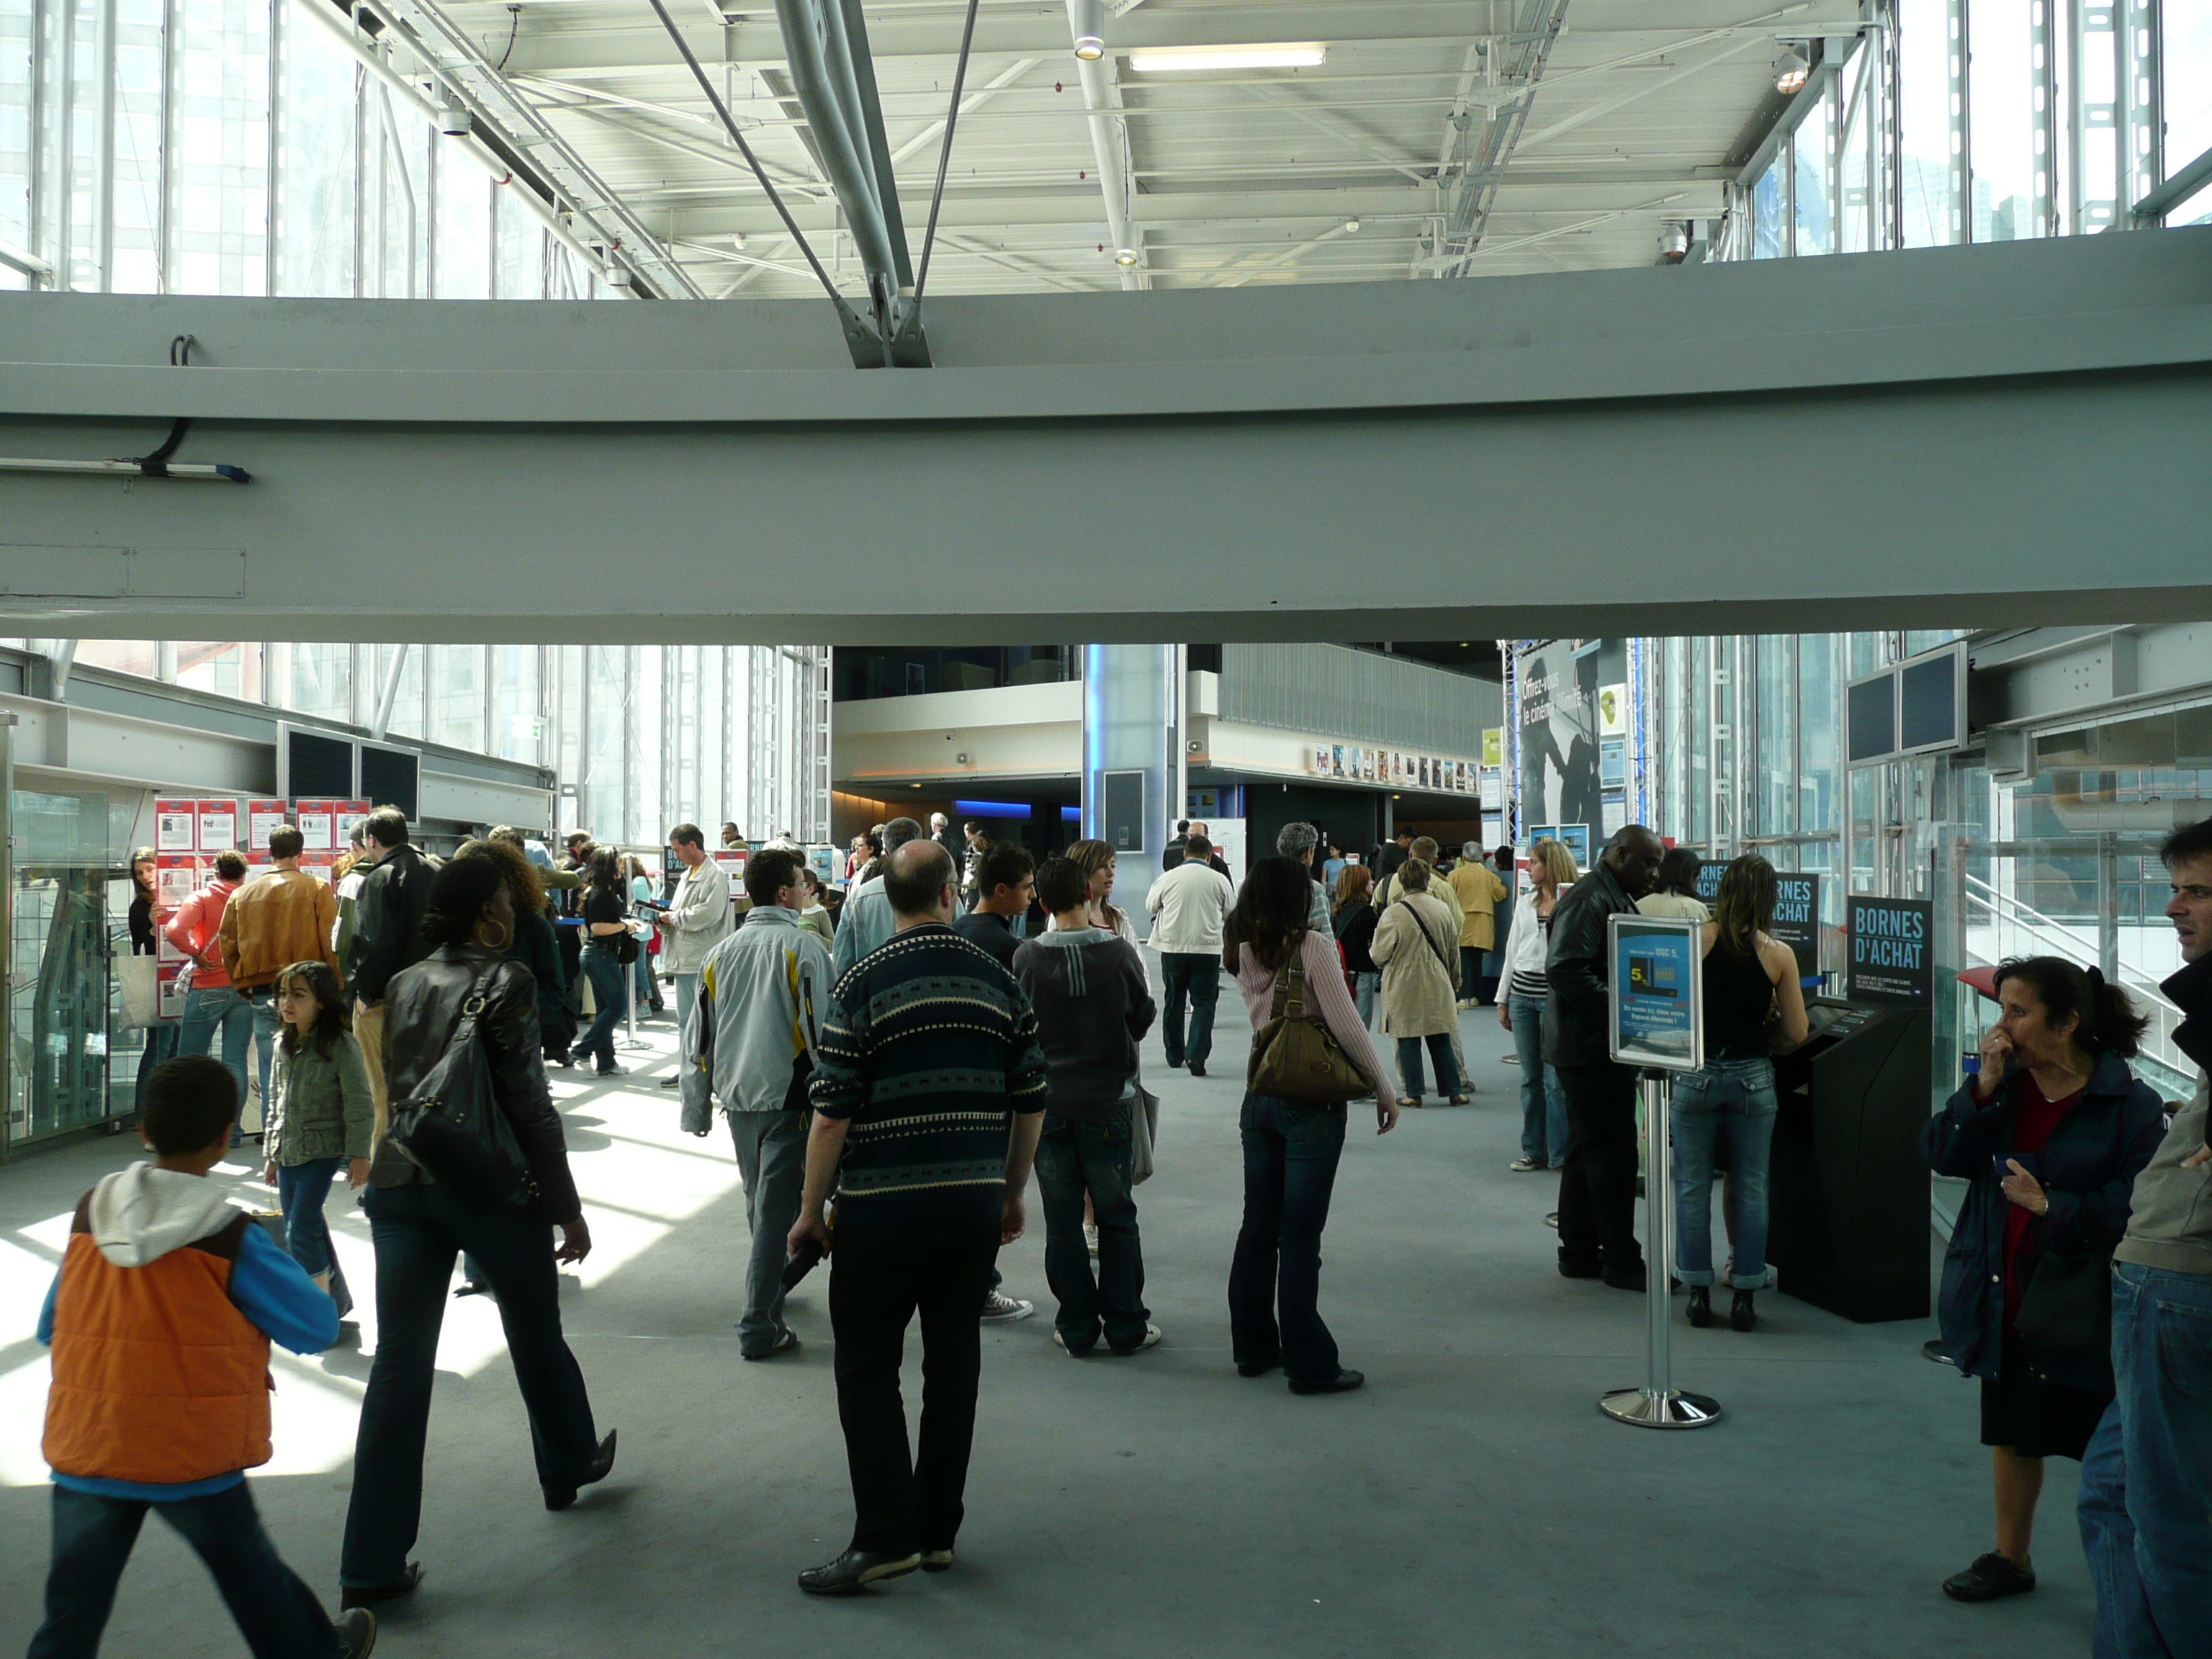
top-left (655, 824), bottom-right (732, 1091)
top-left (2077, 816), bottom-right (2212, 1658)
top-left (681, 848), bottom-right (830, 1359)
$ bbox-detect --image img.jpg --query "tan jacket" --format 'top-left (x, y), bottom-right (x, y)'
top-left (1370, 891), bottom-right (1460, 1038)
top-left (1447, 863), bottom-right (1509, 950)
top-left (219, 867), bottom-right (341, 992)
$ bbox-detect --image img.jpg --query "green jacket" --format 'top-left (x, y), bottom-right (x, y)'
top-left (266, 1033), bottom-right (375, 1166)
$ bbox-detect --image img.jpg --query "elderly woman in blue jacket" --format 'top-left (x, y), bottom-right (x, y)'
top-left (1921, 956), bottom-right (2166, 1607)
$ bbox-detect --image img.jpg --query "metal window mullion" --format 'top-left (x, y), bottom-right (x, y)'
top-left (2033, 0), bottom-right (2056, 236)
top-left (55, 0), bottom-right (73, 284)
top-left (2125, 0), bottom-right (2157, 214)
top-left (96, 0), bottom-right (114, 288)
top-left (261, 0), bottom-right (274, 292)
top-left (423, 117), bottom-right (436, 296)
top-left (1827, 68), bottom-right (1844, 253)
top-left (1951, 0), bottom-right (1969, 241)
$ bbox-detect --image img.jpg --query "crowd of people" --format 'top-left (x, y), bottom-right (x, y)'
top-left (28, 803), bottom-right (2212, 1657)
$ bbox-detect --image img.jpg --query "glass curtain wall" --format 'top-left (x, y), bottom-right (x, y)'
top-left (0, 0), bottom-right (617, 294)
top-left (1737, 0), bottom-right (2200, 266)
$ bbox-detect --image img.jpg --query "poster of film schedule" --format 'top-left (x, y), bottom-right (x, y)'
top-left (149, 796), bottom-right (371, 1020)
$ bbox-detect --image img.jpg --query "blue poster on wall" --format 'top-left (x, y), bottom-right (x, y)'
top-left (1609, 914), bottom-right (1704, 1071)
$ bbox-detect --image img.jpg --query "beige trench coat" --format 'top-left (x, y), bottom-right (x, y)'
top-left (1370, 891), bottom-right (1461, 1038)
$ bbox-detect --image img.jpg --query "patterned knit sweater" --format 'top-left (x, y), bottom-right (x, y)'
top-left (810, 922), bottom-right (1050, 1224)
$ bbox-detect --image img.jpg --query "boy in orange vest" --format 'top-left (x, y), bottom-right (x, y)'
top-left (30, 1054), bottom-right (375, 1658)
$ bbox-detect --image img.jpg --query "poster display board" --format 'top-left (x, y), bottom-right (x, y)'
top-left (197, 799), bottom-right (238, 853)
top-left (335, 800), bottom-right (372, 844)
top-left (155, 799), bottom-right (197, 852)
top-left (1696, 863), bottom-right (1822, 984)
top-left (1846, 896), bottom-right (1934, 1005)
top-left (246, 800), bottom-right (289, 852)
top-left (295, 800), bottom-right (336, 851)
top-left (1609, 914), bottom-right (1704, 1072)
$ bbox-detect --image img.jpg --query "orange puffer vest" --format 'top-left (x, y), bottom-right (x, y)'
top-left (42, 1197), bottom-right (273, 1485)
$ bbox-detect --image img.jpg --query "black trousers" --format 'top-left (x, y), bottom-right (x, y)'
top-left (1555, 1061), bottom-right (1644, 1272)
top-left (829, 1216), bottom-right (1000, 1556)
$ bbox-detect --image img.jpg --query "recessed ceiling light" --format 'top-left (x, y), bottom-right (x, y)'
top-left (1130, 43), bottom-right (1326, 73)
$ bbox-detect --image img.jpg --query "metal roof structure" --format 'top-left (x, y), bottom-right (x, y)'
top-left (335, 0), bottom-right (1864, 299)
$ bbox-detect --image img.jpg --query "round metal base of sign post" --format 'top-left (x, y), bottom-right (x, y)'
top-left (1599, 1386), bottom-right (1724, 1430)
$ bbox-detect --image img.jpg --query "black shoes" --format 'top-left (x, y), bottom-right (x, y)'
top-left (1942, 1552), bottom-right (2036, 1602)
top-left (1731, 1290), bottom-right (1758, 1332)
top-left (1189, 1062), bottom-right (1207, 1077)
top-left (336, 1607), bottom-right (377, 1657)
top-left (1287, 1369), bottom-right (1365, 1395)
top-left (1236, 1359), bottom-right (1281, 1378)
top-left (797, 1548), bottom-right (923, 1596)
top-left (544, 1430), bottom-right (618, 1511)
top-left (1601, 1259), bottom-right (1649, 1292)
top-left (341, 1562), bottom-right (421, 1611)
top-left (1686, 1287), bottom-right (1712, 1327)
top-left (1557, 1254), bottom-right (1604, 1280)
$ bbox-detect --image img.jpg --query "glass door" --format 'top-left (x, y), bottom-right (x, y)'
top-left (6, 789), bottom-right (118, 1151)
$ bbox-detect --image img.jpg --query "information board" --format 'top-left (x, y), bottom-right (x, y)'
top-left (196, 799), bottom-right (238, 853)
top-left (1609, 913), bottom-right (1704, 1072)
top-left (247, 799), bottom-right (289, 852)
top-left (1846, 896), bottom-right (1934, 1005)
top-left (1696, 861), bottom-right (1822, 985)
top-left (155, 799), bottom-right (198, 852)
top-left (335, 800), bottom-right (372, 843)
top-left (1557, 823), bottom-right (1592, 871)
top-left (295, 801), bottom-right (336, 851)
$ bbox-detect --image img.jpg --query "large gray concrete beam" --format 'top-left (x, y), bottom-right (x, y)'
top-left (2, 230), bottom-right (2208, 644)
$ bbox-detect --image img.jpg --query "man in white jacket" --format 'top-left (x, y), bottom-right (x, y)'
top-left (656, 824), bottom-right (732, 1092)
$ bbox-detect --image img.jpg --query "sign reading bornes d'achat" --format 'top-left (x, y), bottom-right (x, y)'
top-left (1846, 896), bottom-right (1934, 1005)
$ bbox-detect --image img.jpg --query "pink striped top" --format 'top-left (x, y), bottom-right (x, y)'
top-left (1233, 927), bottom-right (1391, 1107)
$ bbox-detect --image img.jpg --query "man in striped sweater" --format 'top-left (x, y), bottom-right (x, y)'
top-left (790, 838), bottom-right (1049, 1596)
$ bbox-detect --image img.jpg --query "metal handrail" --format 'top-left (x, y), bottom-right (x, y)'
top-left (1960, 871), bottom-right (2179, 1012)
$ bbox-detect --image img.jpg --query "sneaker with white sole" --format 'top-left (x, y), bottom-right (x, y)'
top-left (1108, 1323), bottom-right (1163, 1355)
top-left (980, 1291), bottom-right (1034, 1323)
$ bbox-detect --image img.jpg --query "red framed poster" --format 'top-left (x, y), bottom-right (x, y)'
top-left (336, 799), bottom-right (372, 842)
top-left (295, 800), bottom-right (336, 850)
top-left (300, 853), bottom-right (337, 885)
top-left (197, 799), bottom-right (238, 853)
top-left (246, 799), bottom-right (289, 851)
top-left (154, 799), bottom-right (197, 853)
top-left (154, 853), bottom-right (200, 914)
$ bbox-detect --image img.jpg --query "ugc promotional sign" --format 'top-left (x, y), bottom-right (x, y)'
top-left (1846, 896), bottom-right (1933, 1005)
top-left (1608, 914), bottom-right (1704, 1072)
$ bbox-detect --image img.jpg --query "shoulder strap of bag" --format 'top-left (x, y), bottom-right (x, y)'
top-left (449, 961), bottom-right (506, 1053)
top-left (1395, 899), bottom-right (1455, 977)
top-left (1269, 931), bottom-right (1310, 1022)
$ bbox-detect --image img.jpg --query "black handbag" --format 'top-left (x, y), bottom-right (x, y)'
top-left (614, 926), bottom-right (640, 967)
top-left (2015, 1246), bottom-right (2115, 1370)
top-left (385, 963), bottom-right (538, 1211)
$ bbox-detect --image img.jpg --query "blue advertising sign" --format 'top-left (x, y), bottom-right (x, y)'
top-left (1609, 914), bottom-right (1704, 1071)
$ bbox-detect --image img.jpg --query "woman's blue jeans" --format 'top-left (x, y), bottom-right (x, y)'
top-left (178, 986), bottom-right (253, 1111)
top-left (274, 1156), bottom-right (344, 1277)
top-left (1508, 994), bottom-right (1568, 1166)
top-left (1227, 1093), bottom-right (1347, 1384)
top-left (1669, 1057), bottom-right (1779, 1290)
top-left (1353, 971), bottom-right (1380, 1029)
top-left (131, 1023), bottom-right (177, 1120)
top-left (577, 946), bottom-right (625, 1072)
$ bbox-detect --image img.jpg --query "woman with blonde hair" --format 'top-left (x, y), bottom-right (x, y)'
top-left (1055, 838), bottom-right (1140, 949)
top-left (1498, 838), bottom-right (1578, 1171)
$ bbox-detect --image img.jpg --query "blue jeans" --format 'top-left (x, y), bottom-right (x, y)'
top-left (634, 952), bottom-right (658, 1009)
top-left (1508, 994), bottom-right (1568, 1166)
top-left (2079, 1261), bottom-right (2212, 1659)
top-left (1159, 953), bottom-right (1220, 1069)
top-left (1033, 1107), bottom-right (1147, 1353)
top-left (343, 1182), bottom-right (600, 1586)
top-left (1669, 1057), bottom-right (1779, 1290)
top-left (1353, 971), bottom-right (1380, 1029)
top-left (30, 1481), bottom-right (340, 1659)
top-left (576, 947), bottom-right (625, 1072)
top-left (1395, 1033), bottom-right (1460, 1102)
top-left (242, 987), bottom-right (284, 1125)
top-left (274, 1156), bottom-right (344, 1277)
top-left (131, 1022), bottom-right (177, 1119)
top-left (177, 986), bottom-right (253, 1117)
top-left (1228, 1092), bottom-right (1347, 1382)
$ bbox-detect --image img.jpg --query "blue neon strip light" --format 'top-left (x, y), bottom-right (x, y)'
top-left (1061, 806), bottom-right (1082, 822)
top-left (953, 799), bottom-right (1033, 819)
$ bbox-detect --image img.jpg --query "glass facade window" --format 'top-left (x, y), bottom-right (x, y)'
top-left (174, 0), bottom-right (271, 296)
top-left (1797, 633), bottom-right (1840, 836)
top-left (174, 640), bottom-right (261, 701)
top-left (1969, 0), bottom-right (2042, 241)
top-left (581, 644), bottom-right (626, 842)
top-left (428, 644), bottom-right (486, 753)
top-left (370, 641), bottom-right (425, 739)
top-left (2166, 2), bottom-right (2212, 204)
top-left (274, 1), bottom-right (355, 297)
top-left (278, 642), bottom-right (351, 722)
top-left (1755, 635), bottom-right (1796, 835)
top-left (0, 0), bottom-right (29, 287)
top-left (1794, 86), bottom-right (1835, 255)
top-left (112, 0), bottom-right (164, 294)
top-left (1752, 162), bottom-right (1786, 258)
top-left (1899, 0), bottom-right (1962, 246)
top-left (490, 644), bottom-right (540, 763)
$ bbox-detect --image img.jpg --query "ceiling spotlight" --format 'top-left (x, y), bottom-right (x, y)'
top-left (1344, 218), bottom-right (1359, 233)
top-left (433, 91), bottom-right (472, 137)
top-left (605, 262), bottom-right (631, 288)
top-left (1113, 246), bottom-right (1139, 266)
top-left (1074, 34), bottom-right (1104, 60)
top-left (1772, 43), bottom-right (1810, 95)
top-left (1130, 43), bottom-right (1326, 73)
top-left (1658, 221), bottom-right (1690, 263)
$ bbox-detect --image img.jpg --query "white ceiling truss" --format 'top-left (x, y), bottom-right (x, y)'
top-left (325, 0), bottom-right (1875, 297)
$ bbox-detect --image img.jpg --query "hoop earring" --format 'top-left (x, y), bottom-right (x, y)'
top-left (477, 919), bottom-right (511, 952)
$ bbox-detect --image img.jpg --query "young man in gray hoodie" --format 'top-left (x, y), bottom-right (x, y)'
top-left (1012, 857), bottom-right (1159, 1357)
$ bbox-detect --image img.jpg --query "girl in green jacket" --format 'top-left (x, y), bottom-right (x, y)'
top-left (260, 960), bottom-right (373, 1296)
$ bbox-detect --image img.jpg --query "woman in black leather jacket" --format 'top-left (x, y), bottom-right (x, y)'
top-left (338, 853), bottom-right (616, 1612)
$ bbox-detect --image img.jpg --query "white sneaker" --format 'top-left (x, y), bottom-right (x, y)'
top-left (1084, 1222), bottom-right (1100, 1259)
top-left (1109, 1323), bottom-right (1163, 1354)
top-left (980, 1291), bottom-right (1034, 1323)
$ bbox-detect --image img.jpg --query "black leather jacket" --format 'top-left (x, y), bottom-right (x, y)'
top-left (368, 944), bottom-right (580, 1221)
top-left (1540, 860), bottom-right (1642, 1069)
top-left (346, 844), bottom-right (439, 1004)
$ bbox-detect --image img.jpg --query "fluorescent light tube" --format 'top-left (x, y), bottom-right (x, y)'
top-left (1129, 43), bottom-right (1326, 73)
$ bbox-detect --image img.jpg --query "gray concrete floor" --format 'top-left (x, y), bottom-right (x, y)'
top-left (1, 978), bottom-right (2091, 1658)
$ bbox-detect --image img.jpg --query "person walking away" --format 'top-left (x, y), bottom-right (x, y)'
top-left (258, 961), bottom-right (372, 1301)
top-left (1922, 957), bottom-right (2163, 1604)
top-left (1274, 822), bottom-right (1336, 935)
top-left (167, 851), bottom-right (252, 1121)
top-left (952, 843), bottom-right (1037, 968)
top-left (342, 853), bottom-right (611, 1611)
top-left (126, 848), bottom-right (178, 1120)
top-left (1545, 825), bottom-right (1666, 1289)
top-left (28, 1054), bottom-right (374, 1658)
top-left (343, 809), bottom-right (437, 1138)
top-left (1378, 837), bottom-right (1473, 1089)
top-left (1370, 826), bottom-right (1415, 894)
top-left (220, 824), bottom-right (342, 1131)
top-left (1637, 847), bottom-right (1712, 923)
top-left (1332, 866), bottom-right (1382, 1028)
top-left (1500, 839), bottom-right (1575, 1172)
top-left (573, 848), bottom-right (633, 1078)
top-left (1146, 832), bottom-right (1234, 1077)
top-left (831, 817), bottom-right (926, 980)
top-left (681, 848), bottom-right (831, 1360)
top-left (332, 821), bottom-right (373, 964)
top-left (1479, 845), bottom-right (1516, 1007)
top-left (652, 825), bottom-right (732, 1091)
top-left (1370, 859), bottom-right (1466, 1107)
top-left (2078, 816), bottom-right (2212, 1659)
top-left (1225, 857), bottom-right (1398, 1395)
top-left (1671, 855), bottom-right (1808, 1331)
top-left (791, 840), bottom-right (1049, 1593)
top-left (1449, 840), bottom-right (1509, 1009)
top-left (930, 812), bottom-right (963, 877)
top-left (1016, 856), bottom-right (1159, 1355)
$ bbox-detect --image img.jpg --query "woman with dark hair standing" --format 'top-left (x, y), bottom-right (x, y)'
top-left (1670, 854), bottom-right (1807, 1332)
top-left (472, 835), bottom-right (570, 1066)
top-left (1332, 865), bottom-right (1380, 1028)
top-left (126, 846), bottom-right (179, 1116)
top-left (1637, 846), bottom-right (1711, 922)
top-left (573, 846), bottom-right (633, 1078)
top-left (1922, 955), bottom-right (2165, 1606)
top-left (341, 853), bottom-right (613, 1611)
top-left (1224, 856), bottom-right (1397, 1395)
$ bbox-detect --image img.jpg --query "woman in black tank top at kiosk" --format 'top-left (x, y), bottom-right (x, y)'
top-left (1670, 853), bottom-right (1809, 1333)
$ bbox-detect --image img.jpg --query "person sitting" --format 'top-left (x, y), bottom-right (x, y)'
top-left (1015, 856), bottom-right (1159, 1356)
top-left (29, 1054), bottom-right (373, 1658)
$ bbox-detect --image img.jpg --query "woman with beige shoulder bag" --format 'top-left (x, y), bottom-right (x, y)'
top-left (1224, 856), bottom-right (1398, 1397)
top-left (1370, 859), bottom-right (1468, 1107)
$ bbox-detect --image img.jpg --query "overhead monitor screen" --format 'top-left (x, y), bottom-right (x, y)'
top-left (286, 729), bottom-right (354, 799)
top-left (357, 745), bottom-right (420, 821)
top-left (1847, 674), bottom-right (1896, 765)
top-left (1898, 652), bottom-right (1961, 752)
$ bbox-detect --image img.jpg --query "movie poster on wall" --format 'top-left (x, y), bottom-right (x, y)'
top-left (197, 799), bottom-right (238, 853)
top-left (1517, 641), bottom-right (1607, 842)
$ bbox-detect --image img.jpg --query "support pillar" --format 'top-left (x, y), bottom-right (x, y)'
top-left (1081, 644), bottom-right (1177, 927)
